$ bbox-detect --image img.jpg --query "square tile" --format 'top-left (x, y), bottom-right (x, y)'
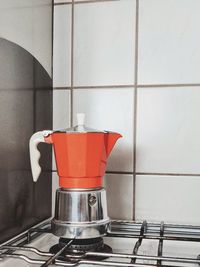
top-left (138, 0), bottom-right (200, 84)
top-left (104, 174), bottom-right (133, 220)
top-left (136, 175), bottom-right (200, 224)
top-left (136, 87), bottom-right (200, 174)
top-left (53, 89), bottom-right (70, 170)
top-left (32, 1), bottom-right (52, 77)
top-left (53, 89), bottom-right (70, 130)
top-left (73, 89), bottom-right (134, 172)
top-left (53, 5), bottom-right (71, 87)
top-left (74, 0), bottom-right (136, 86)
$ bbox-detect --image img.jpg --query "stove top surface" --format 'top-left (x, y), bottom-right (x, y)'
top-left (0, 219), bottom-right (200, 267)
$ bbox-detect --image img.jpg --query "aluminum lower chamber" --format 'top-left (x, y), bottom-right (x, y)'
top-left (52, 187), bottom-right (110, 239)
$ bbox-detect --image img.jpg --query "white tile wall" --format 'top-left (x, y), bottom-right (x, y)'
top-left (73, 89), bottom-right (134, 172)
top-left (53, 4), bottom-right (71, 87)
top-left (136, 87), bottom-right (200, 174)
top-left (104, 174), bottom-right (133, 220)
top-left (136, 175), bottom-right (200, 224)
top-left (53, 0), bottom-right (200, 222)
top-left (138, 0), bottom-right (200, 85)
top-left (74, 0), bottom-right (135, 86)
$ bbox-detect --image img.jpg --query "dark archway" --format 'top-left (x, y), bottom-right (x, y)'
top-left (0, 38), bottom-right (52, 242)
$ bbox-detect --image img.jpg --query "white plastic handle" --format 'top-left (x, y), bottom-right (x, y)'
top-left (29, 130), bottom-right (52, 182)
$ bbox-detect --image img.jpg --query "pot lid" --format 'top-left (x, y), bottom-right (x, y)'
top-left (54, 113), bottom-right (107, 133)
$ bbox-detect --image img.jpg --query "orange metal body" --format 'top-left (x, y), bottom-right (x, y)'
top-left (45, 132), bottom-right (121, 189)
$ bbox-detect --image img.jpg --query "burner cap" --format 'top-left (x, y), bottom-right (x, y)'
top-left (59, 237), bottom-right (104, 251)
top-left (50, 237), bottom-right (112, 262)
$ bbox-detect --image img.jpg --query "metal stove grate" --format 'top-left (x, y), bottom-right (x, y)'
top-left (0, 219), bottom-right (200, 266)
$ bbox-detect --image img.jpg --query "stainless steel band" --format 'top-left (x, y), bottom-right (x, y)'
top-left (52, 188), bottom-right (110, 239)
top-left (51, 219), bottom-right (110, 239)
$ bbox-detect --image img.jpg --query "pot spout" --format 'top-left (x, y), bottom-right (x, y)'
top-left (106, 132), bottom-right (122, 157)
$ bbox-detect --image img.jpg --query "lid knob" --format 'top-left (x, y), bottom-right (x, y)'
top-left (77, 113), bottom-right (85, 131)
top-left (77, 113), bottom-right (85, 125)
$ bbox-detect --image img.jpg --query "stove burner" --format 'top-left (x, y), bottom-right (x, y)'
top-left (50, 237), bottom-right (112, 262)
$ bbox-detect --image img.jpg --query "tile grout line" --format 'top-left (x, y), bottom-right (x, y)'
top-left (133, 0), bottom-right (139, 221)
top-left (52, 0), bottom-right (54, 84)
top-left (52, 169), bottom-right (200, 177)
top-left (70, 0), bottom-right (75, 127)
top-left (72, 84), bottom-right (134, 89)
top-left (53, 87), bottom-right (72, 90)
top-left (74, 0), bottom-right (119, 3)
top-left (106, 171), bottom-right (134, 175)
top-left (138, 83), bottom-right (200, 88)
top-left (52, 0), bottom-right (54, 202)
top-left (53, 83), bottom-right (200, 90)
top-left (54, 0), bottom-right (119, 6)
top-left (54, 2), bottom-right (72, 6)
top-left (53, 85), bottom-right (134, 90)
top-left (109, 171), bottom-right (200, 177)
top-left (136, 172), bottom-right (200, 177)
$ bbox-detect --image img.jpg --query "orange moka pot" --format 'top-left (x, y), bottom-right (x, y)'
top-left (29, 114), bottom-right (122, 189)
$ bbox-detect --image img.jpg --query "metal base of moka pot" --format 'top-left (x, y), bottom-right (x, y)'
top-left (51, 188), bottom-right (110, 239)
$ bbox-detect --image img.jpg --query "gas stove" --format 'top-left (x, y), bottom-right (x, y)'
top-left (1, 219), bottom-right (200, 266)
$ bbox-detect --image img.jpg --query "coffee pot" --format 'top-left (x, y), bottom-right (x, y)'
top-left (29, 113), bottom-right (122, 239)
